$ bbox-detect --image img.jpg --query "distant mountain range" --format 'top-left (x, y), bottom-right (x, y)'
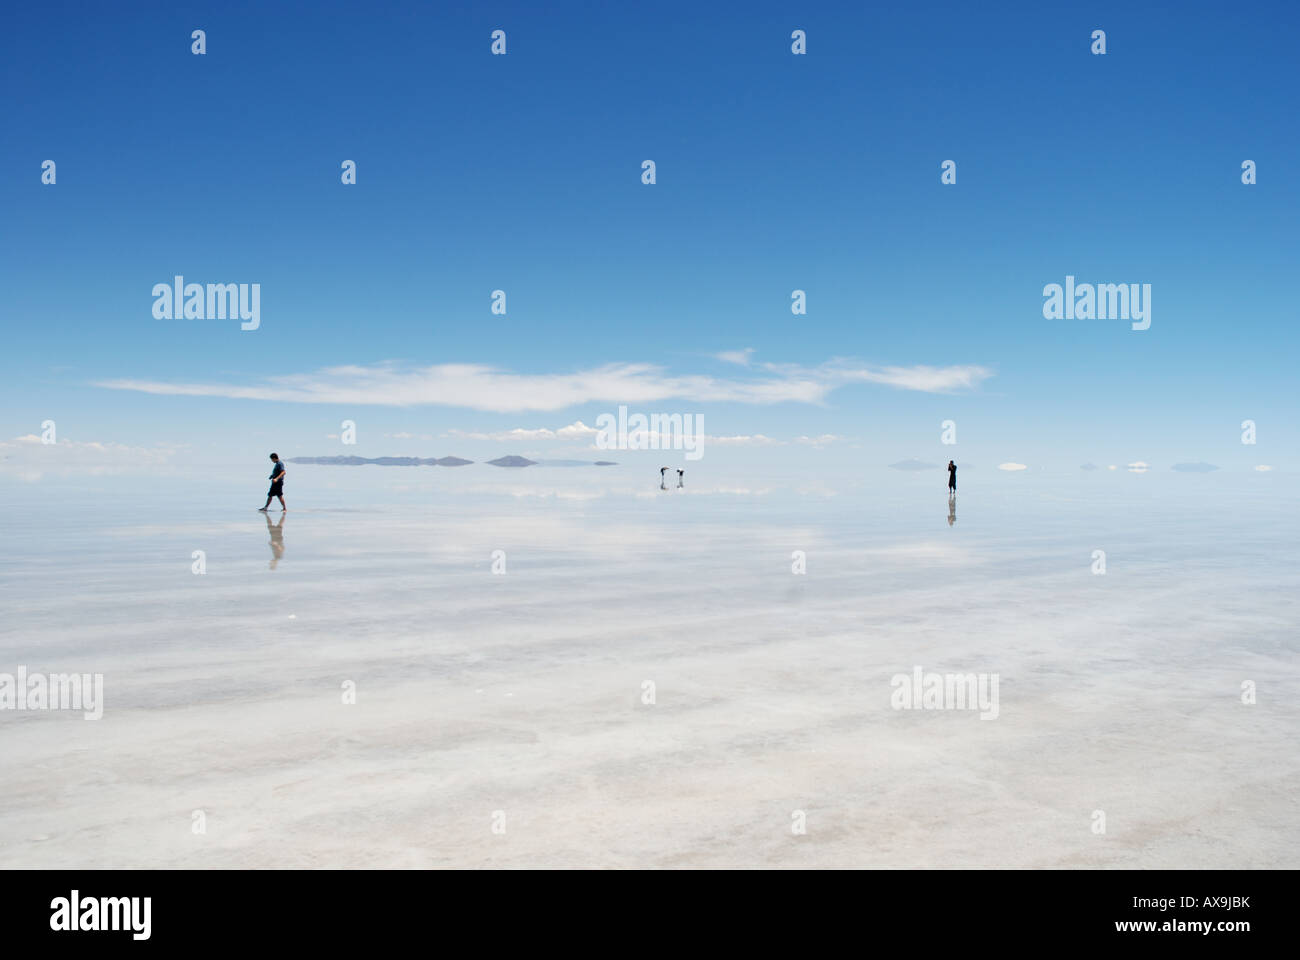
top-left (287, 455), bottom-right (616, 468)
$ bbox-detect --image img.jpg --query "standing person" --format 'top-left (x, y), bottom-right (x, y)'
top-left (259, 453), bottom-right (286, 512)
top-left (947, 460), bottom-right (957, 494)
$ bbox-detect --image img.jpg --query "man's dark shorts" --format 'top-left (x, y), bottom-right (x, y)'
top-left (268, 480), bottom-right (284, 497)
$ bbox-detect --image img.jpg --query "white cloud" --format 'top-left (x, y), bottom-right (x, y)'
top-left (779, 360), bottom-right (994, 393)
top-left (1127, 461), bottom-right (1149, 473)
top-left (715, 348), bottom-right (755, 366)
top-left (444, 421), bottom-right (600, 442)
top-left (0, 435), bottom-right (183, 480)
top-left (998, 462), bottom-right (1028, 471)
top-left (97, 358), bottom-right (994, 412)
top-left (794, 434), bottom-right (844, 446)
top-left (704, 434), bottom-right (781, 447)
top-left (438, 422), bottom-right (836, 450)
top-left (1255, 464), bottom-right (1273, 472)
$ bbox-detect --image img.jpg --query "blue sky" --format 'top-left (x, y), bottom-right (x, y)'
top-left (2, 0), bottom-right (1296, 474)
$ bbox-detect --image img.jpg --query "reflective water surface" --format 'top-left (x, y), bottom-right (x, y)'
top-left (1, 466), bottom-right (1295, 867)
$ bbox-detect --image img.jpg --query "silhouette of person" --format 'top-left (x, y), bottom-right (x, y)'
top-left (266, 512), bottom-right (286, 569)
top-left (676, 469), bottom-right (684, 488)
top-left (947, 460), bottom-right (956, 493)
top-left (260, 453), bottom-right (286, 511)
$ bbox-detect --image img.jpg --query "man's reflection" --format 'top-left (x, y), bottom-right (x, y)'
top-left (947, 493), bottom-right (956, 527)
top-left (266, 511), bottom-right (286, 568)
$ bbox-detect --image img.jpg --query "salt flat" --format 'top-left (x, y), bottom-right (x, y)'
top-left (1, 465), bottom-right (1295, 867)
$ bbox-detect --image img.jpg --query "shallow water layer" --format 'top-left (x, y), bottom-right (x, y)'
top-left (1, 466), bottom-right (1295, 867)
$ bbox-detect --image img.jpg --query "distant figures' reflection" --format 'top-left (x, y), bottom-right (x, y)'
top-left (266, 511), bottom-right (286, 568)
top-left (947, 492), bottom-right (956, 526)
top-left (659, 467), bottom-right (685, 491)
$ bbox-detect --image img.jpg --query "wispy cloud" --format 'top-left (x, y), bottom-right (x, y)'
top-left (0, 435), bottom-right (182, 480)
top-left (793, 434), bottom-right (845, 446)
top-left (97, 358), bottom-right (994, 412)
top-left (808, 361), bottom-right (994, 393)
top-left (705, 434), bottom-right (782, 447)
top-left (444, 421), bottom-right (600, 442)
top-left (444, 421), bottom-right (837, 449)
top-left (998, 462), bottom-right (1028, 471)
top-left (715, 348), bottom-right (755, 366)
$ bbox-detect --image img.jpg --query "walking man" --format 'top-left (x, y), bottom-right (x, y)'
top-left (947, 460), bottom-right (956, 494)
top-left (259, 453), bottom-right (287, 512)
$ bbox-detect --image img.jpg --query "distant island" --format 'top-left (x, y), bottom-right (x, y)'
top-left (487, 456), bottom-right (537, 467)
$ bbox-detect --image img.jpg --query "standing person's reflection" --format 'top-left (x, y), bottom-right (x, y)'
top-left (947, 492), bottom-right (956, 526)
top-left (266, 512), bottom-right (286, 569)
